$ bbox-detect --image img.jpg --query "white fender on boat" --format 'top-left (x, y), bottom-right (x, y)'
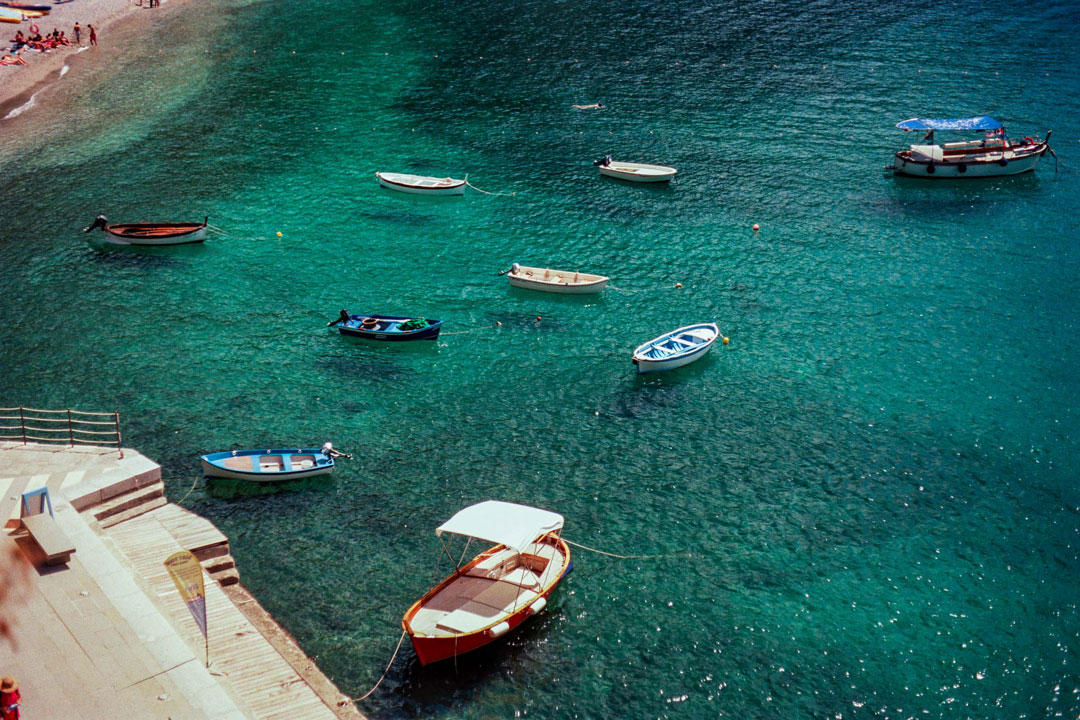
top-left (488, 621), bottom-right (510, 638)
top-left (529, 597), bottom-right (547, 615)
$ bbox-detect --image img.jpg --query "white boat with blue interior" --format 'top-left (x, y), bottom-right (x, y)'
top-left (632, 322), bottom-right (719, 374)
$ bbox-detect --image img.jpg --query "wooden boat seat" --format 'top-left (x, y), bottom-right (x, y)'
top-left (259, 455), bottom-right (284, 472)
top-left (223, 455), bottom-right (255, 471)
top-left (466, 548), bottom-right (520, 580)
top-left (291, 455), bottom-right (316, 469)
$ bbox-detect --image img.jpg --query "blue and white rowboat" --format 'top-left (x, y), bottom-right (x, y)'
top-left (200, 448), bottom-right (335, 482)
top-left (632, 322), bottom-right (719, 374)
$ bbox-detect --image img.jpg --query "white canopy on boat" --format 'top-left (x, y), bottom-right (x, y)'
top-left (436, 500), bottom-right (564, 554)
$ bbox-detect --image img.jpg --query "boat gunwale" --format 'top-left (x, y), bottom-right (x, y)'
top-left (509, 265), bottom-right (609, 288)
top-left (200, 448), bottom-right (333, 477)
top-left (376, 172), bottom-right (466, 191)
top-left (402, 533), bottom-right (570, 640)
top-left (632, 322), bottom-right (719, 363)
top-left (894, 142), bottom-right (1047, 166)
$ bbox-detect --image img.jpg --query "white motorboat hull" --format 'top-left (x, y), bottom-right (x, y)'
top-left (508, 266), bottom-right (608, 294)
top-left (892, 146), bottom-right (1046, 178)
top-left (377, 172), bottom-right (466, 195)
top-left (103, 226), bottom-right (206, 246)
top-left (598, 162), bottom-right (677, 183)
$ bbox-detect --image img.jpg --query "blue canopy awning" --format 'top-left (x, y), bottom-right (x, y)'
top-left (896, 116), bottom-right (1003, 131)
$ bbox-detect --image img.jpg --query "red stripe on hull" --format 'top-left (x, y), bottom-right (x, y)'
top-left (408, 586), bottom-right (556, 665)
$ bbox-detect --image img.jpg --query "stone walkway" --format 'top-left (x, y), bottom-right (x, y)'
top-left (1, 442), bottom-right (361, 720)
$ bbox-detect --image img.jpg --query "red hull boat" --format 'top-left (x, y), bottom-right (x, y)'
top-left (402, 501), bottom-right (572, 665)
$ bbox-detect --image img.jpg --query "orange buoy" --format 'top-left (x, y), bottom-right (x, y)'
top-left (722, 336), bottom-right (729, 344)
top-left (752, 224), bottom-right (760, 231)
top-left (674, 282), bottom-right (683, 289)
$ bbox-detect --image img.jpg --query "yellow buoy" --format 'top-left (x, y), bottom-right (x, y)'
top-left (275, 231), bottom-right (282, 237)
top-left (722, 336), bottom-right (729, 344)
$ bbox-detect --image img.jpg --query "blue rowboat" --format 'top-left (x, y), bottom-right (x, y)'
top-left (201, 448), bottom-right (335, 482)
top-left (631, 322), bottom-right (719, 374)
top-left (329, 312), bottom-right (443, 342)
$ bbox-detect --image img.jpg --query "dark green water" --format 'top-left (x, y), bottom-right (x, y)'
top-left (2, 0), bottom-right (1079, 717)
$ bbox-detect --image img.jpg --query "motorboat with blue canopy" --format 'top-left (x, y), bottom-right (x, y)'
top-left (887, 115), bottom-right (1053, 178)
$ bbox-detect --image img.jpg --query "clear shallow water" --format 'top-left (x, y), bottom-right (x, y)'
top-left (2, 0), bottom-right (1079, 717)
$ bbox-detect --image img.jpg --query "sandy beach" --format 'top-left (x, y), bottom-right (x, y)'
top-left (0, 0), bottom-right (189, 119)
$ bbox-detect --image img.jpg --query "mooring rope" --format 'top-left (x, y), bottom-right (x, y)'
top-left (465, 179), bottom-right (516, 197)
top-left (564, 538), bottom-right (690, 560)
top-left (205, 224), bottom-right (254, 241)
top-left (351, 629), bottom-right (407, 702)
top-left (175, 474), bottom-right (200, 506)
top-left (440, 322), bottom-right (501, 336)
top-left (608, 284), bottom-right (684, 293)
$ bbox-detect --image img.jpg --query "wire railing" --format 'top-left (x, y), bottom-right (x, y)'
top-left (0, 406), bottom-right (123, 458)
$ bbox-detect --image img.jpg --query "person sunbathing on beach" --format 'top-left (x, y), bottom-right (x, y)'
top-left (572, 102), bottom-right (605, 110)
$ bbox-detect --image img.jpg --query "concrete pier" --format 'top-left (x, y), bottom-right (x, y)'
top-left (0, 442), bottom-right (365, 720)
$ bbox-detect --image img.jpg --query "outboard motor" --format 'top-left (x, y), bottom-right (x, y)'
top-left (511, 262), bottom-right (520, 275)
top-left (83, 215), bottom-right (108, 233)
top-left (593, 155), bottom-right (612, 168)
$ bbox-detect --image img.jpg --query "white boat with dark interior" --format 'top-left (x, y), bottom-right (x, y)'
top-left (504, 263), bottom-right (609, 294)
top-left (887, 116), bottom-right (1052, 179)
top-left (594, 155), bottom-right (677, 183)
top-left (376, 172), bottom-right (466, 195)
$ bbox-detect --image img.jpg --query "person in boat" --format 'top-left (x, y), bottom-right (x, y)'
top-left (321, 442), bottom-right (352, 460)
top-left (593, 155), bottom-right (613, 168)
top-left (326, 308), bottom-right (350, 327)
top-left (83, 215), bottom-right (108, 233)
top-left (573, 102), bottom-right (604, 110)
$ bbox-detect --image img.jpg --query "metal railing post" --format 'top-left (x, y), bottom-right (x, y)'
top-left (67, 409), bottom-right (74, 448)
top-left (19, 406), bottom-right (26, 445)
top-left (114, 412), bottom-right (123, 459)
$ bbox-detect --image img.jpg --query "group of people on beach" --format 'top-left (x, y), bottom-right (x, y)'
top-left (3, 22), bottom-right (94, 66)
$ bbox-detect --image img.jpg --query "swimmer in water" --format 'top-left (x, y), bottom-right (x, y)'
top-left (572, 102), bottom-right (605, 110)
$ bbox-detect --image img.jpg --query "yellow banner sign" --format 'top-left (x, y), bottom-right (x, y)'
top-left (164, 550), bottom-right (207, 639)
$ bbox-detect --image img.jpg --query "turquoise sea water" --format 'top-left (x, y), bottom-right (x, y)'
top-left (2, 0), bottom-right (1079, 717)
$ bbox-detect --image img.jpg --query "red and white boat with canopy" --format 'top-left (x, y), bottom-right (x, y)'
top-left (887, 116), bottom-right (1052, 179)
top-left (402, 500), bottom-right (572, 665)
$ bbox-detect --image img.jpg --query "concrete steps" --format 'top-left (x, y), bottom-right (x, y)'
top-left (91, 482), bottom-right (167, 528)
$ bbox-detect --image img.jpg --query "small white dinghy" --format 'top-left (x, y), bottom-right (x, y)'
top-left (504, 263), bottom-right (608, 294)
top-left (376, 172), bottom-right (466, 196)
top-left (632, 322), bottom-right (718, 374)
top-left (594, 156), bottom-right (677, 183)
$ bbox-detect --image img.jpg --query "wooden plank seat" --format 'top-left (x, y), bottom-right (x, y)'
top-left (22, 514), bottom-right (76, 565)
